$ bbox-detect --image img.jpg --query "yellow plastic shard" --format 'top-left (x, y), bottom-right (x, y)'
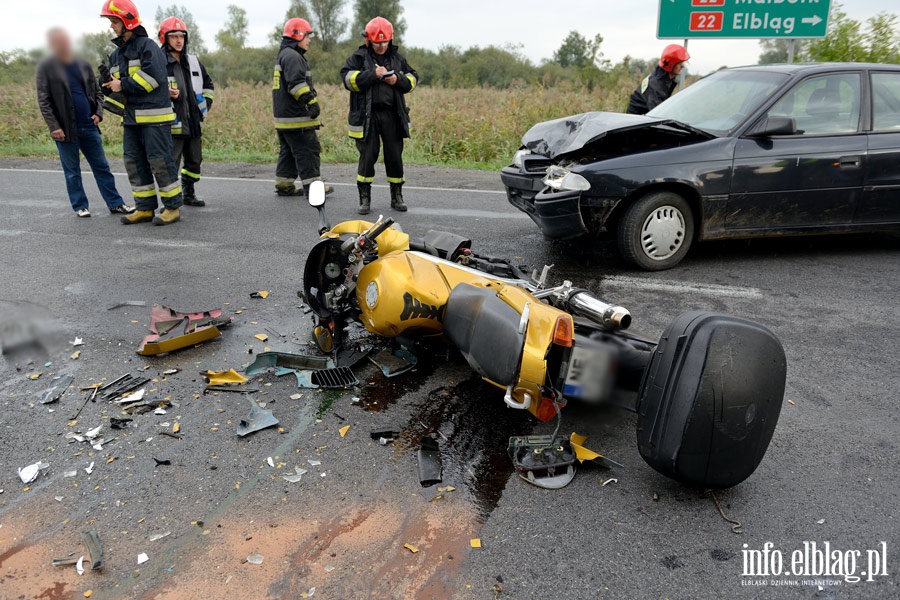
top-left (339, 425), bottom-right (350, 438)
top-left (403, 543), bottom-right (419, 553)
top-left (71, 350), bottom-right (81, 360)
top-left (254, 334), bottom-right (269, 342)
top-left (203, 369), bottom-right (249, 386)
top-left (254, 291), bottom-right (269, 299)
top-left (569, 433), bottom-right (620, 469)
top-left (470, 538), bottom-right (482, 548)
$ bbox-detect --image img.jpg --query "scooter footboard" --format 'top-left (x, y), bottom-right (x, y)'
top-left (636, 311), bottom-right (787, 489)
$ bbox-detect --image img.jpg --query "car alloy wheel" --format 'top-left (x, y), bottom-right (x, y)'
top-left (640, 205), bottom-right (686, 261)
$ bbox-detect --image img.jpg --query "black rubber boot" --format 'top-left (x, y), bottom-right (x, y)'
top-left (275, 184), bottom-right (304, 197)
top-left (182, 180), bottom-right (205, 207)
top-left (358, 182), bottom-right (372, 215)
top-left (390, 183), bottom-right (407, 212)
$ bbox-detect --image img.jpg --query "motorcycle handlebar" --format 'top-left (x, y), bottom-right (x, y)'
top-left (340, 217), bottom-right (396, 255)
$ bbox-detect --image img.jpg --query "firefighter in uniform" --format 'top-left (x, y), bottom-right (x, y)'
top-left (626, 44), bottom-right (690, 115)
top-left (159, 16), bottom-right (215, 207)
top-left (340, 17), bottom-right (418, 215)
top-left (100, 0), bottom-right (183, 226)
top-left (272, 18), bottom-right (332, 197)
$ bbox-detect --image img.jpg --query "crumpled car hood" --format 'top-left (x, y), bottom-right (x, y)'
top-left (522, 111), bottom-right (710, 159)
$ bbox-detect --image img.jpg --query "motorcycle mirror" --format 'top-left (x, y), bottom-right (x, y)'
top-left (308, 181), bottom-right (327, 208)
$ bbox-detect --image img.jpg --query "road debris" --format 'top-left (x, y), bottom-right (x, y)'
top-left (107, 301), bottom-right (147, 310)
top-left (369, 347), bottom-right (417, 378)
top-left (569, 433), bottom-right (624, 469)
top-left (71, 337), bottom-right (84, 346)
top-left (308, 460), bottom-right (321, 467)
top-left (236, 396), bottom-right (279, 437)
top-left (508, 435), bottom-right (577, 490)
top-left (339, 425), bottom-right (350, 438)
top-left (40, 374), bottom-right (74, 404)
top-left (70, 350), bottom-right (81, 360)
top-left (51, 556), bottom-right (79, 567)
top-left (82, 530), bottom-right (103, 570)
top-left (266, 457), bottom-right (275, 468)
top-left (601, 478), bottom-right (618, 486)
top-left (76, 555), bottom-right (85, 575)
top-left (403, 543), bottom-right (419, 554)
top-left (253, 334), bottom-right (269, 342)
top-left (84, 462), bottom-right (94, 475)
top-left (137, 553), bottom-right (149, 565)
top-left (110, 417), bottom-right (133, 429)
top-left (244, 352), bottom-right (357, 389)
top-left (417, 436), bottom-right (443, 487)
top-left (709, 491), bottom-right (743, 535)
top-left (202, 369), bottom-right (248, 386)
top-left (283, 466), bottom-right (308, 483)
top-left (149, 532), bottom-right (171, 542)
top-left (250, 291), bottom-right (269, 299)
top-left (246, 552), bottom-right (264, 565)
top-left (98, 374), bottom-right (150, 402)
top-left (18, 460), bottom-right (49, 484)
top-left (136, 305), bottom-right (233, 356)
top-left (117, 389), bottom-right (145, 404)
top-left (370, 430), bottom-right (399, 445)
top-left (470, 539), bottom-right (482, 549)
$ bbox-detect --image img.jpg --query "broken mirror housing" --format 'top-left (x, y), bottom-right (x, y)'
top-left (542, 165), bottom-right (591, 192)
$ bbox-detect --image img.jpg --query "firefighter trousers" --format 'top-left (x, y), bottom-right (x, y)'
top-left (173, 136), bottom-right (203, 184)
top-left (356, 109), bottom-right (405, 184)
top-left (123, 124), bottom-right (183, 211)
top-left (275, 129), bottom-right (322, 189)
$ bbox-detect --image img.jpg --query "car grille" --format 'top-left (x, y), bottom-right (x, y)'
top-left (521, 155), bottom-right (551, 175)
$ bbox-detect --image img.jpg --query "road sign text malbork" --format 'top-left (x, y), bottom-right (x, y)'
top-left (658, 0), bottom-right (831, 39)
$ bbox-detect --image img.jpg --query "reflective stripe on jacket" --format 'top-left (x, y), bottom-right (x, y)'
top-left (108, 26), bottom-right (174, 126)
top-left (272, 38), bottom-right (320, 130)
top-left (340, 44), bottom-right (417, 141)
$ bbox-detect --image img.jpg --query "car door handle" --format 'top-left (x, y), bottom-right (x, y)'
top-left (837, 156), bottom-right (862, 168)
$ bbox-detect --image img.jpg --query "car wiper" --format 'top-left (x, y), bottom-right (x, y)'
top-left (654, 119), bottom-right (717, 139)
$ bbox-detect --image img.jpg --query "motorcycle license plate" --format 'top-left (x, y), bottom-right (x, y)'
top-left (563, 344), bottom-right (614, 401)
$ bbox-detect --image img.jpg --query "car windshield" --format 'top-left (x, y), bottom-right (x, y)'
top-left (648, 70), bottom-right (791, 135)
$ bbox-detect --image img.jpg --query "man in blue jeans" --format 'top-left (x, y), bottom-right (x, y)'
top-left (36, 28), bottom-right (134, 218)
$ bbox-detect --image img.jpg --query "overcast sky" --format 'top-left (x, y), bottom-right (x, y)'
top-left (3, 0), bottom-right (897, 74)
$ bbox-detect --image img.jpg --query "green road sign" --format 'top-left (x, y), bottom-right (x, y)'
top-left (658, 0), bottom-right (831, 39)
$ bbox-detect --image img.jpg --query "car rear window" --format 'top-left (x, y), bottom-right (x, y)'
top-left (648, 70), bottom-right (789, 135)
top-left (872, 73), bottom-right (900, 132)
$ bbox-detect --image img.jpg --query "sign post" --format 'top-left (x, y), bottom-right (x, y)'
top-left (658, 0), bottom-right (830, 40)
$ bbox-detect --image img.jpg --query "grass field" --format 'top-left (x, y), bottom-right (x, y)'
top-left (0, 81), bottom-right (634, 171)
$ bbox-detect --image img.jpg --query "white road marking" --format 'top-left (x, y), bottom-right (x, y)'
top-left (600, 275), bottom-right (764, 299)
top-left (408, 207), bottom-right (528, 219)
top-left (113, 238), bottom-right (218, 249)
top-left (0, 168), bottom-right (507, 195)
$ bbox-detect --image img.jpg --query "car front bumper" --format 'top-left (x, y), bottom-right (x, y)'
top-left (501, 166), bottom-right (589, 240)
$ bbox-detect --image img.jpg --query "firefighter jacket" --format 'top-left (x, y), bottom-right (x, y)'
top-left (107, 26), bottom-right (174, 126)
top-left (166, 52), bottom-right (214, 137)
top-left (272, 38), bottom-right (320, 130)
top-left (340, 44), bottom-right (418, 141)
top-left (626, 66), bottom-right (677, 115)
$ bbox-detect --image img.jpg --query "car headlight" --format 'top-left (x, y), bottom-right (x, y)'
top-left (513, 149), bottom-right (531, 168)
top-left (543, 165), bottom-right (591, 192)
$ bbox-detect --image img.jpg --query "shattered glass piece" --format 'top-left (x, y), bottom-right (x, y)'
top-left (266, 457), bottom-right (275, 468)
top-left (154, 408), bottom-right (167, 415)
top-left (71, 337), bottom-right (84, 346)
top-left (283, 467), bottom-right (308, 483)
top-left (246, 552), bottom-right (264, 565)
top-left (84, 461), bottom-right (94, 475)
top-left (76, 555), bottom-right (85, 575)
top-left (236, 396), bottom-right (279, 437)
top-left (40, 374), bottom-right (74, 404)
top-left (308, 460), bottom-right (321, 467)
top-left (149, 532), bottom-right (171, 542)
top-left (63, 469), bottom-right (77, 478)
top-left (136, 553), bottom-right (149, 565)
top-left (163, 369), bottom-right (180, 375)
top-left (84, 425), bottom-right (102, 439)
top-left (54, 495), bottom-right (64, 502)
top-left (117, 389), bottom-right (146, 404)
top-left (324, 565), bottom-right (335, 573)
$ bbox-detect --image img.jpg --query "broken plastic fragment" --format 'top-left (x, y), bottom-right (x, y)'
top-left (283, 466), bottom-right (308, 483)
top-left (55, 495), bottom-right (64, 502)
top-left (154, 407), bottom-right (167, 415)
top-left (118, 388), bottom-right (146, 404)
top-left (71, 337), bottom-right (84, 346)
top-left (417, 437), bottom-right (442, 487)
top-left (84, 462), bottom-right (94, 475)
top-left (136, 305), bottom-right (232, 356)
top-left (40, 375), bottom-right (74, 405)
top-left (324, 565), bottom-right (335, 573)
top-left (403, 543), bottom-right (419, 554)
top-left (76, 555), bottom-right (85, 575)
top-left (308, 460), bottom-right (321, 467)
top-left (437, 486), bottom-right (456, 493)
top-left (290, 393), bottom-right (303, 400)
top-left (203, 369), bottom-right (249, 386)
top-left (18, 460), bottom-right (49, 484)
top-left (601, 478), bottom-right (618, 487)
top-left (82, 530), bottom-right (103, 570)
top-left (246, 552), bottom-right (264, 565)
top-left (470, 538), bottom-right (482, 549)
top-left (569, 433), bottom-right (624, 469)
top-left (339, 425), bottom-right (350, 438)
top-left (70, 350), bottom-right (81, 360)
top-left (63, 469), bottom-right (77, 478)
top-left (236, 396), bottom-right (279, 437)
top-left (250, 291), bottom-right (269, 299)
top-left (266, 457), bottom-right (275, 468)
top-left (84, 425), bottom-right (102, 439)
top-left (149, 532), bottom-right (171, 542)
top-left (137, 553), bottom-right (149, 565)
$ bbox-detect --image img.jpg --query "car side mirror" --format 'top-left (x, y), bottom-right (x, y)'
top-left (748, 115), bottom-right (797, 138)
top-left (308, 180), bottom-right (327, 207)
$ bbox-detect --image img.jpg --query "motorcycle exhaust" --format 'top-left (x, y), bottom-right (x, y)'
top-left (564, 290), bottom-right (632, 331)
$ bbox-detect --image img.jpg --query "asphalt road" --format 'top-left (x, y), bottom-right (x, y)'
top-left (0, 159), bottom-right (897, 600)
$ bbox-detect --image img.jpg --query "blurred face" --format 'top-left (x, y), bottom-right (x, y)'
top-left (107, 17), bottom-right (125, 37)
top-left (671, 62), bottom-right (686, 77)
top-left (167, 32), bottom-right (186, 52)
top-left (47, 28), bottom-right (74, 62)
top-left (298, 33), bottom-right (312, 51)
top-left (372, 41), bottom-right (389, 56)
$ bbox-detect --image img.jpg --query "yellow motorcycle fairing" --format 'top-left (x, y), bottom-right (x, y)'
top-left (323, 220), bottom-right (410, 257)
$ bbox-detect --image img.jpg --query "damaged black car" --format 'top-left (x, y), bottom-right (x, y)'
top-left (502, 64), bottom-right (900, 270)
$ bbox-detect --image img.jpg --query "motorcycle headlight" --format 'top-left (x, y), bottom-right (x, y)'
top-left (543, 165), bottom-right (591, 192)
top-left (513, 149), bottom-right (531, 169)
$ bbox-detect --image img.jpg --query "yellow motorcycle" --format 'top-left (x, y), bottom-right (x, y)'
top-left (302, 182), bottom-right (787, 490)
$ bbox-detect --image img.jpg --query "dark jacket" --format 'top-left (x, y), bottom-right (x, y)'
top-left (166, 52), bottom-right (214, 138)
top-left (340, 44), bottom-right (418, 140)
top-left (107, 26), bottom-right (175, 127)
top-left (272, 38), bottom-right (320, 130)
top-left (35, 57), bottom-right (103, 142)
top-left (626, 66), bottom-right (677, 115)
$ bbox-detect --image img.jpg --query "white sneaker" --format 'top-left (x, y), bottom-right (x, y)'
top-left (76, 209), bottom-right (91, 218)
